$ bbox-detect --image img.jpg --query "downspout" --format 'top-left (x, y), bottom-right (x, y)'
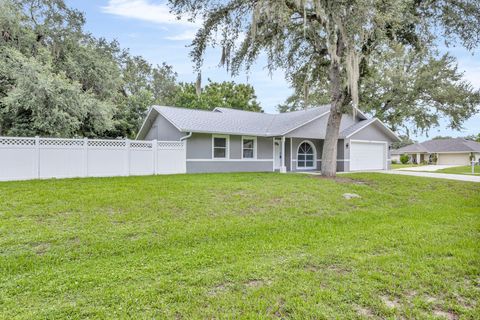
top-left (180, 132), bottom-right (192, 141)
top-left (180, 132), bottom-right (192, 174)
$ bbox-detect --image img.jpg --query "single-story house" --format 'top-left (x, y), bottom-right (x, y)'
top-left (391, 138), bottom-right (480, 165)
top-left (136, 105), bottom-right (400, 173)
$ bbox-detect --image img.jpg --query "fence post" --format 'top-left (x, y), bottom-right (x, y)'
top-left (83, 137), bottom-right (88, 177)
top-left (125, 139), bottom-right (130, 176)
top-left (153, 139), bottom-right (158, 175)
top-left (34, 136), bottom-right (40, 179)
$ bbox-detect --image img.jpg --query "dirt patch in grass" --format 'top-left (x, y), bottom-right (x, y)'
top-left (269, 297), bottom-right (289, 318)
top-left (31, 242), bottom-right (51, 255)
top-left (207, 282), bottom-right (231, 296)
top-left (327, 264), bottom-right (351, 275)
top-left (244, 279), bottom-right (272, 288)
top-left (304, 263), bottom-right (319, 272)
top-left (310, 175), bottom-right (372, 185)
top-left (355, 305), bottom-right (376, 318)
top-left (380, 295), bottom-right (401, 309)
top-left (433, 309), bottom-right (458, 320)
top-left (69, 236), bottom-right (81, 246)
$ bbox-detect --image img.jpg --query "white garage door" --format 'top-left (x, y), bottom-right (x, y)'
top-left (437, 153), bottom-right (470, 165)
top-left (350, 141), bottom-right (386, 171)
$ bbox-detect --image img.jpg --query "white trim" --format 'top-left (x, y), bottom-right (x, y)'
top-left (212, 134), bottom-right (230, 159)
top-left (272, 138), bottom-right (275, 171)
top-left (280, 136), bottom-right (286, 173)
top-left (292, 159), bottom-right (349, 161)
top-left (290, 137), bottom-right (293, 172)
top-left (241, 136), bottom-right (257, 159)
top-left (349, 139), bottom-right (388, 171)
top-left (186, 159), bottom-right (273, 162)
top-left (135, 107), bottom-right (157, 140)
top-left (273, 138), bottom-right (282, 170)
top-left (296, 140), bottom-right (317, 170)
top-left (345, 118), bottom-right (400, 142)
top-left (430, 151), bottom-right (475, 154)
top-left (281, 111), bottom-right (330, 135)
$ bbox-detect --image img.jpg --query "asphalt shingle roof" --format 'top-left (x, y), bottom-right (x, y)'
top-left (392, 138), bottom-right (480, 154)
top-left (338, 119), bottom-right (376, 138)
top-left (154, 105), bottom-right (331, 136)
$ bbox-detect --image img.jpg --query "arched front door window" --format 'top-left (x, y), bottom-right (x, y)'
top-left (297, 141), bottom-right (316, 169)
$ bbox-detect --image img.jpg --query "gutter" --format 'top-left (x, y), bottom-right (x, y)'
top-left (180, 132), bottom-right (192, 141)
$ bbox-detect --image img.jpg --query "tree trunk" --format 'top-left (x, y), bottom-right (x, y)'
top-left (321, 33), bottom-right (346, 177)
top-left (321, 107), bottom-right (342, 177)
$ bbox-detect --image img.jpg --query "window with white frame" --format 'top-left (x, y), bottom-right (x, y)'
top-left (212, 135), bottom-right (228, 158)
top-left (297, 141), bottom-right (315, 169)
top-left (242, 136), bottom-right (256, 159)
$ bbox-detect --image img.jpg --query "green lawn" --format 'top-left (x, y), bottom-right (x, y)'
top-left (391, 163), bottom-right (423, 169)
top-left (434, 165), bottom-right (480, 175)
top-left (1, 173), bottom-right (479, 319)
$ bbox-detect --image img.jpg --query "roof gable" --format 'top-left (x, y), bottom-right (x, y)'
top-left (393, 138), bottom-right (480, 154)
top-left (137, 105), bottom-right (397, 140)
top-left (339, 118), bottom-right (400, 141)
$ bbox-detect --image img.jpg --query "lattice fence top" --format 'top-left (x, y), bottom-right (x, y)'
top-left (130, 141), bottom-right (153, 149)
top-left (0, 136), bottom-right (185, 150)
top-left (158, 141), bottom-right (185, 149)
top-left (40, 138), bottom-right (84, 147)
top-left (0, 137), bottom-right (36, 146)
top-left (87, 139), bottom-right (126, 148)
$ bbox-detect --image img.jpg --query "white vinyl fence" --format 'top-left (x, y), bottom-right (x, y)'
top-left (0, 136), bottom-right (186, 181)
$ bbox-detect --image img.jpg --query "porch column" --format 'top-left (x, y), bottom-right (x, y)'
top-left (280, 136), bottom-right (287, 173)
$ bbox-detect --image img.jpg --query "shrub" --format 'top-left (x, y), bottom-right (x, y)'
top-left (391, 159), bottom-right (398, 164)
top-left (400, 154), bottom-right (409, 164)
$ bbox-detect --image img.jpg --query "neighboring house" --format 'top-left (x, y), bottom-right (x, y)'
top-left (136, 105), bottom-right (400, 173)
top-left (391, 138), bottom-right (480, 165)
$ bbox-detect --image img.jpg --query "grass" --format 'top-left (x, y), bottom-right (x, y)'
top-left (0, 173), bottom-right (479, 319)
top-left (434, 165), bottom-right (480, 175)
top-left (391, 163), bottom-right (424, 169)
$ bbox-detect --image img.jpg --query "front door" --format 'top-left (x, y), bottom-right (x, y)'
top-left (274, 141), bottom-right (281, 170)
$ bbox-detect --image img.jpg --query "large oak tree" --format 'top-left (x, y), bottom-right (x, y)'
top-left (169, 0), bottom-right (480, 176)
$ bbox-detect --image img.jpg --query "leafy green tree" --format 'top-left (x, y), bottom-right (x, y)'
top-left (0, 0), bottom-right (116, 137)
top-left (169, 0), bottom-right (480, 176)
top-left (173, 80), bottom-right (262, 112)
top-left (0, 0), bottom-right (181, 138)
top-left (392, 135), bottom-right (415, 149)
top-left (432, 135), bottom-right (453, 140)
top-left (464, 133), bottom-right (480, 142)
top-left (279, 48), bottom-right (480, 137)
top-left (0, 47), bottom-right (114, 137)
top-left (360, 48), bottom-right (480, 135)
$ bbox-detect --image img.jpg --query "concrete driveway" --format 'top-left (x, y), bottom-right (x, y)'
top-left (383, 170), bottom-right (480, 182)
top-left (396, 165), bottom-right (459, 172)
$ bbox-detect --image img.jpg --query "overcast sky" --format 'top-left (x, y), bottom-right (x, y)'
top-left (66, 0), bottom-right (480, 141)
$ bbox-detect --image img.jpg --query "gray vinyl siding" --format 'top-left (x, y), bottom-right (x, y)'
top-left (285, 113), bottom-right (362, 139)
top-left (285, 117), bottom-right (328, 139)
top-left (186, 161), bottom-right (273, 173)
top-left (186, 133), bottom-right (212, 159)
top-left (349, 122), bottom-right (394, 142)
top-left (185, 133), bottom-right (274, 173)
top-left (257, 137), bottom-right (274, 159)
top-left (145, 113), bottom-right (185, 141)
top-left (230, 135), bottom-right (242, 159)
top-left (285, 138), bottom-right (292, 172)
